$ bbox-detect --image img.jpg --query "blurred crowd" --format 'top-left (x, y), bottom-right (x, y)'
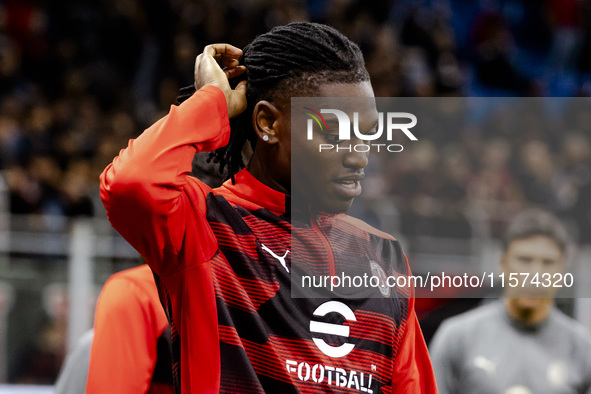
top-left (1, 0), bottom-right (591, 243)
top-left (359, 100), bottom-right (591, 244)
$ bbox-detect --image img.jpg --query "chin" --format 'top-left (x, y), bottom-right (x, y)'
top-left (514, 296), bottom-right (543, 311)
top-left (309, 194), bottom-right (354, 214)
top-left (323, 200), bottom-right (354, 214)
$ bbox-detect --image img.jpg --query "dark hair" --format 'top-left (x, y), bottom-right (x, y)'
top-left (178, 22), bottom-right (369, 183)
top-left (503, 208), bottom-right (570, 254)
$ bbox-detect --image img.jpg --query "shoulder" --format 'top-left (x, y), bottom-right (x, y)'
top-left (437, 301), bottom-right (501, 337)
top-left (550, 308), bottom-right (591, 346)
top-left (97, 265), bottom-right (167, 330)
top-left (336, 214), bottom-right (396, 241)
top-left (430, 302), bottom-right (501, 361)
top-left (100, 265), bottom-right (159, 310)
top-left (106, 265), bottom-right (156, 293)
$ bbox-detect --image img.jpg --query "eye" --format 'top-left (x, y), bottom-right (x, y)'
top-left (364, 126), bottom-right (379, 136)
top-left (325, 134), bottom-right (345, 144)
top-left (517, 256), bottom-right (533, 264)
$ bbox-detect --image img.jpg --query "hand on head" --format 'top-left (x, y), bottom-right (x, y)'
top-left (194, 44), bottom-right (248, 119)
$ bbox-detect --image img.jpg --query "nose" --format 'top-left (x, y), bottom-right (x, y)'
top-left (342, 144), bottom-right (369, 169)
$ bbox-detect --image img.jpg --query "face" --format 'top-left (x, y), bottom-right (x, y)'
top-left (501, 235), bottom-right (564, 310)
top-left (288, 81), bottom-right (378, 213)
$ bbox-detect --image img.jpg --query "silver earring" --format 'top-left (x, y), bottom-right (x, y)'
top-left (262, 135), bottom-right (269, 142)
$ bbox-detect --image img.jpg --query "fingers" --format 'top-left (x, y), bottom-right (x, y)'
top-left (203, 43), bottom-right (243, 57)
top-left (214, 55), bottom-right (240, 68)
top-left (228, 80), bottom-right (248, 119)
top-left (194, 44), bottom-right (249, 119)
top-left (235, 80), bottom-right (247, 95)
top-left (223, 65), bottom-right (246, 79)
top-left (204, 44), bottom-right (242, 66)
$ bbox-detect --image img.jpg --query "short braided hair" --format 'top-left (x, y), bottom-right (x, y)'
top-left (178, 22), bottom-right (370, 183)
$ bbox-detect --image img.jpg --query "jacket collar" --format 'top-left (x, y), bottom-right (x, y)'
top-left (220, 168), bottom-right (288, 217)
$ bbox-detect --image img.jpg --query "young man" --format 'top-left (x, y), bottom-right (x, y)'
top-left (430, 209), bottom-right (591, 393)
top-left (101, 22), bottom-right (436, 393)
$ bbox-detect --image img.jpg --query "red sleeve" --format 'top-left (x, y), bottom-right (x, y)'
top-left (99, 85), bottom-right (230, 276)
top-left (391, 296), bottom-right (438, 392)
top-left (391, 257), bottom-right (438, 393)
top-left (86, 268), bottom-right (167, 394)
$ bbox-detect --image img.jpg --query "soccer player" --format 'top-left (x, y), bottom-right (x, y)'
top-left (85, 264), bottom-right (173, 393)
top-left (100, 22), bottom-right (436, 393)
top-left (429, 209), bottom-right (591, 393)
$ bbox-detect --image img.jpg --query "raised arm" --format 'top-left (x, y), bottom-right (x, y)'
top-left (99, 44), bottom-right (247, 276)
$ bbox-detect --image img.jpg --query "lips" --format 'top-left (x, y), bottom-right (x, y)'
top-left (332, 174), bottom-right (364, 199)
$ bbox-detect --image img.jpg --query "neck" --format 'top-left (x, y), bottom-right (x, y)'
top-left (248, 152), bottom-right (289, 195)
top-left (504, 297), bottom-right (553, 326)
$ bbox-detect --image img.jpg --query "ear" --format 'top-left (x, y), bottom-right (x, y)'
top-left (252, 100), bottom-right (282, 144)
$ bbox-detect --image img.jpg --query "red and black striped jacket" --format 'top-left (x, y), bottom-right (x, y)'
top-left (100, 85), bottom-right (437, 393)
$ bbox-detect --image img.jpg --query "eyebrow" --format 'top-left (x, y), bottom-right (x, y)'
top-left (321, 119), bottom-right (379, 133)
top-left (324, 119), bottom-right (378, 126)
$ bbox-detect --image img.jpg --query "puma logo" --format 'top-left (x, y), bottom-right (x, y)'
top-left (261, 244), bottom-right (290, 273)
